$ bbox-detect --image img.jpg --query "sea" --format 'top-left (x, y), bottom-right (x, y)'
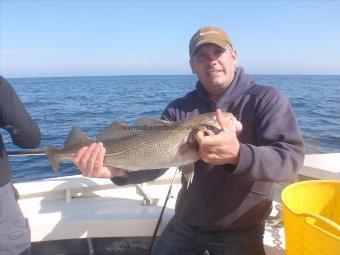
top-left (3, 74), bottom-right (340, 183)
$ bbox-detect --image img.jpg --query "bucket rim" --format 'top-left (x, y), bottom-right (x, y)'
top-left (282, 180), bottom-right (340, 197)
top-left (281, 179), bottom-right (340, 206)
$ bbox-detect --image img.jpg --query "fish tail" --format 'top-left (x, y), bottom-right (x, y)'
top-left (44, 147), bottom-right (63, 172)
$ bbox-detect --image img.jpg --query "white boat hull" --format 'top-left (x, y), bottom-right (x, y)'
top-left (13, 153), bottom-right (339, 254)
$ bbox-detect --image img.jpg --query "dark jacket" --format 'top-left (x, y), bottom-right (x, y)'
top-left (0, 76), bottom-right (41, 186)
top-left (112, 67), bottom-right (304, 231)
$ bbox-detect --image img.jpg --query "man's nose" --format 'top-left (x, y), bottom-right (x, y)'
top-left (207, 55), bottom-right (218, 65)
top-left (205, 52), bottom-right (218, 62)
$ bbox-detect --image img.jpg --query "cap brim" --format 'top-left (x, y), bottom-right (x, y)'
top-left (191, 39), bottom-right (229, 56)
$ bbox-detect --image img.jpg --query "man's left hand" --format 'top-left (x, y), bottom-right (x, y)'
top-left (195, 109), bottom-right (242, 165)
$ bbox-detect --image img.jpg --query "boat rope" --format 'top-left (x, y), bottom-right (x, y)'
top-left (266, 203), bottom-right (283, 227)
top-left (146, 168), bottom-right (178, 255)
top-left (265, 203), bottom-right (284, 250)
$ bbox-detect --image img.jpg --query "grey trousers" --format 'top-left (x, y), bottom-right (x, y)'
top-left (0, 182), bottom-right (31, 255)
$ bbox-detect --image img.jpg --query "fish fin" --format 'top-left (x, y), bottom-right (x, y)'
top-left (44, 146), bottom-right (63, 172)
top-left (96, 121), bottom-right (135, 141)
top-left (64, 127), bottom-right (92, 148)
top-left (135, 117), bottom-right (171, 130)
top-left (179, 163), bottom-right (195, 189)
top-left (187, 132), bottom-right (199, 150)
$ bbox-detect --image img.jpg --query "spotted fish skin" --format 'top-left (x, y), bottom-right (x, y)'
top-left (45, 112), bottom-right (235, 185)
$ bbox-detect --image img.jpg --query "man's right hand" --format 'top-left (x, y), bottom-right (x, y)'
top-left (74, 142), bottom-right (128, 179)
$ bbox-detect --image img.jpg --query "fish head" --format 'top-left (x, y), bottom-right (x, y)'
top-left (175, 112), bottom-right (236, 168)
top-left (178, 111), bottom-right (235, 151)
top-left (184, 111), bottom-right (235, 132)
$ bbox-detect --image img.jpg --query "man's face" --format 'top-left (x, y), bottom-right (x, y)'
top-left (190, 43), bottom-right (238, 97)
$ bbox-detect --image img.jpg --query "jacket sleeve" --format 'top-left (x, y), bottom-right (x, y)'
top-left (111, 168), bottom-right (168, 186)
top-left (111, 105), bottom-right (176, 186)
top-left (232, 88), bottom-right (305, 182)
top-left (0, 76), bottom-right (41, 148)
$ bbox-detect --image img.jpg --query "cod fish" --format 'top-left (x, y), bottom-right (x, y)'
top-left (45, 112), bottom-right (235, 187)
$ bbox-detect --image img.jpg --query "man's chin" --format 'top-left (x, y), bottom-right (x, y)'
top-left (206, 79), bottom-right (227, 88)
top-left (202, 81), bottom-right (228, 95)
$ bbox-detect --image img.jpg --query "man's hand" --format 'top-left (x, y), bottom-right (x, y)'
top-left (195, 109), bottom-right (242, 165)
top-left (74, 142), bottom-right (127, 178)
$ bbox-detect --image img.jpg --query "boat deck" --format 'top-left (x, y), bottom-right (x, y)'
top-left (15, 168), bottom-right (285, 254)
top-left (14, 153), bottom-right (339, 254)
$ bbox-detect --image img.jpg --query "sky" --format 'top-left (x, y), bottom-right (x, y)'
top-left (0, 0), bottom-right (340, 78)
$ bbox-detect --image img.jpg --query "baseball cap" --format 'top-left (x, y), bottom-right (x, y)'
top-left (189, 26), bottom-right (233, 57)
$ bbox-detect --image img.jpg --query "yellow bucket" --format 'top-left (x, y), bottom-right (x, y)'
top-left (281, 180), bottom-right (340, 255)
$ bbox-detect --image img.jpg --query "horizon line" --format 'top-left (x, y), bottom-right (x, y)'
top-left (6, 73), bottom-right (340, 79)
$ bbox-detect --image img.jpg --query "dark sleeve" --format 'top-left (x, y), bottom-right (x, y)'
top-left (0, 76), bottom-right (41, 148)
top-left (111, 168), bottom-right (168, 186)
top-left (232, 88), bottom-right (305, 182)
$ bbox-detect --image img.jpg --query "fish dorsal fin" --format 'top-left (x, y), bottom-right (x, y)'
top-left (96, 121), bottom-right (135, 141)
top-left (64, 127), bottom-right (92, 149)
top-left (135, 117), bottom-right (171, 130)
top-left (179, 163), bottom-right (195, 189)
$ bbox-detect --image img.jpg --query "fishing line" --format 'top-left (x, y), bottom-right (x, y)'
top-left (146, 168), bottom-right (178, 255)
top-left (7, 149), bottom-right (46, 157)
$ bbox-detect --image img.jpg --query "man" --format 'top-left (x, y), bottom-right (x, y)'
top-left (74, 26), bottom-right (304, 254)
top-left (0, 76), bottom-right (41, 255)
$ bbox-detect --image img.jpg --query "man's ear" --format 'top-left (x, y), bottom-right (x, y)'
top-left (189, 59), bottom-right (196, 74)
top-left (231, 49), bottom-right (238, 66)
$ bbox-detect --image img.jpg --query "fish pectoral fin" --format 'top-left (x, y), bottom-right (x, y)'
top-left (179, 163), bottom-right (195, 189)
top-left (96, 121), bottom-right (136, 141)
top-left (135, 117), bottom-right (171, 130)
top-left (64, 127), bottom-right (93, 149)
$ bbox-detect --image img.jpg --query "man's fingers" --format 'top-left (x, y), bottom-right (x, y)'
top-left (74, 146), bottom-right (89, 165)
top-left (94, 145), bottom-right (106, 171)
top-left (235, 120), bottom-right (243, 134)
top-left (79, 143), bottom-right (96, 170)
top-left (73, 143), bottom-right (129, 179)
top-left (215, 109), bottom-right (224, 129)
top-left (195, 130), bottom-right (206, 144)
top-left (86, 142), bottom-right (103, 174)
top-left (215, 109), bottom-right (233, 131)
top-left (216, 109), bottom-right (242, 133)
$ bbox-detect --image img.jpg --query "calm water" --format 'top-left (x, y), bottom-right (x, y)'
top-left (4, 74), bottom-right (340, 183)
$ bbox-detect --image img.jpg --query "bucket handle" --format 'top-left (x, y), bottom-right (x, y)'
top-left (302, 212), bottom-right (340, 236)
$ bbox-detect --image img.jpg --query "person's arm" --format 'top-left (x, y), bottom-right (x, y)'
top-left (233, 90), bottom-right (304, 182)
top-left (0, 76), bottom-right (41, 148)
top-left (196, 89), bottom-right (304, 182)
